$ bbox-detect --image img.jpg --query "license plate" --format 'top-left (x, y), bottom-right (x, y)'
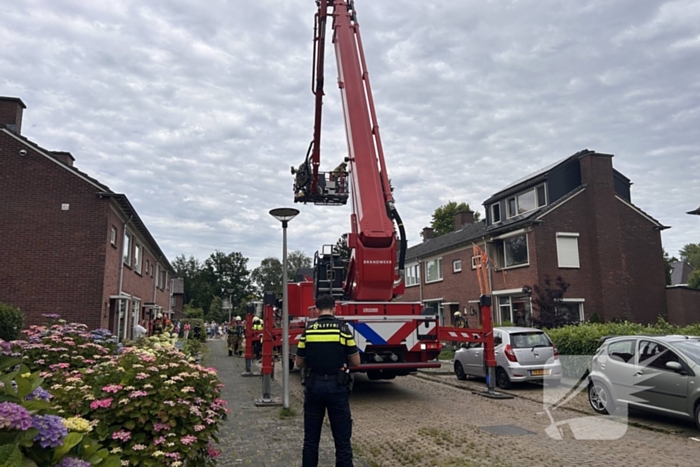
top-left (530, 369), bottom-right (550, 376)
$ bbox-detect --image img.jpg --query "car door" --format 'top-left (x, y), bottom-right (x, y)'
top-left (635, 340), bottom-right (689, 415)
top-left (603, 339), bottom-right (639, 404)
top-left (463, 334), bottom-right (485, 377)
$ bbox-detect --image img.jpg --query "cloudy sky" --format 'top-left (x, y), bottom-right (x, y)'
top-left (3, 0), bottom-right (699, 268)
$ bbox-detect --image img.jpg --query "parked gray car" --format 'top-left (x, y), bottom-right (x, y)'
top-left (588, 335), bottom-right (700, 429)
top-left (453, 327), bottom-right (563, 389)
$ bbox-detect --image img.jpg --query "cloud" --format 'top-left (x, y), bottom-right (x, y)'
top-left (1, 0), bottom-right (698, 269)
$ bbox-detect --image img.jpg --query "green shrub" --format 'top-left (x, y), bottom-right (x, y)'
top-left (0, 302), bottom-right (24, 341)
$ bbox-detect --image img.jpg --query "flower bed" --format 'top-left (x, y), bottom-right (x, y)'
top-left (7, 317), bottom-right (227, 466)
top-left (0, 341), bottom-right (120, 466)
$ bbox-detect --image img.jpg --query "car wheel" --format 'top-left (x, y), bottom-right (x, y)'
top-left (695, 403), bottom-right (700, 431)
top-left (228, 349), bottom-right (233, 356)
top-left (545, 379), bottom-right (561, 387)
top-left (588, 381), bottom-right (614, 415)
top-left (496, 367), bottom-right (512, 389)
top-left (454, 361), bottom-right (467, 381)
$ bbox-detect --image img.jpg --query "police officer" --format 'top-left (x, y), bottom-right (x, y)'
top-left (295, 294), bottom-right (360, 467)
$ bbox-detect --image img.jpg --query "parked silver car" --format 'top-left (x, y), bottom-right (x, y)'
top-left (588, 335), bottom-right (700, 430)
top-left (453, 327), bottom-right (563, 389)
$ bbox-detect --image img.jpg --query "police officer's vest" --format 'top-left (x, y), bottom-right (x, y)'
top-left (297, 315), bottom-right (357, 374)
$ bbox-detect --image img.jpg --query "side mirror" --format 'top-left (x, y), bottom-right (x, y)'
top-left (666, 361), bottom-right (683, 373)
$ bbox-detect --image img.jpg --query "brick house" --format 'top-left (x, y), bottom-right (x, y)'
top-left (0, 96), bottom-right (182, 339)
top-left (399, 150), bottom-right (668, 327)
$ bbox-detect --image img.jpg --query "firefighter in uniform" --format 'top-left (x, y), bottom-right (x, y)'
top-left (252, 317), bottom-right (263, 360)
top-left (295, 294), bottom-right (360, 467)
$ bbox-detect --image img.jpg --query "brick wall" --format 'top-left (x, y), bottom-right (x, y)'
top-left (0, 131), bottom-right (108, 329)
top-left (666, 287), bottom-right (700, 326)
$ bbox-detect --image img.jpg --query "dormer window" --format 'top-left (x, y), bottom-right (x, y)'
top-left (506, 184), bottom-right (547, 218)
top-left (491, 204), bottom-right (501, 223)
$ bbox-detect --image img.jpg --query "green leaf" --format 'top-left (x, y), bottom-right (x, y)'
top-left (3, 446), bottom-right (22, 467)
top-left (99, 455), bottom-right (122, 467)
top-left (20, 459), bottom-right (37, 467)
top-left (52, 432), bottom-right (84, 461)
top-left (124, 420), bottom-right (135, 430)
top-left (0, 445), bottom-right (16, 464)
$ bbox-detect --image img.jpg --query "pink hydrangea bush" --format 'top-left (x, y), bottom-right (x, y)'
top-left (12, 320), bottom-right (228, 466)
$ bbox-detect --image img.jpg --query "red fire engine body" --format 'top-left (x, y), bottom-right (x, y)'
top-left (248, 0), bottom-right (497, 383)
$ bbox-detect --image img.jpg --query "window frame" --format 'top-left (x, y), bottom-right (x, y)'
top-left (505, 184), bottom-right (547, 219)
top-left (452, 259), bottom-right (462, 273)
top-left (405, 263), bottom-right (421, 287)
top-left (503, 234), bottom-right (529, 268)
top-left (556, 232), bottom-right (580, 268)
top-left (607, 339), bottom-right (637, 364)
top-left (491, 203), bottom-right (501, 224)
top-left (471, 256), bottom-right (482, 270)
top-left (123, 231), bottom-right (132, 267)
top-left (424, 258), bottom-right (443, 284)
top-left (110, 227), bottom-right (117, 248)
top-left (134, 243), bottom-right (143, 275)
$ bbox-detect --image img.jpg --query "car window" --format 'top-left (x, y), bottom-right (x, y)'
top-left (669, 340), bottom-right (700, 366)
top-left (607, 339), bottom-right (636, 363)
top-left (510, 332), bottom-right (550, 349)
top-left (639, 340), bottom-right (682, 371)
top-left (494, 332), bottom-right (503, 346)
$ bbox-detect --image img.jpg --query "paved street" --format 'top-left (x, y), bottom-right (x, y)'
top-left (210, 341), bottom-right (700, 467)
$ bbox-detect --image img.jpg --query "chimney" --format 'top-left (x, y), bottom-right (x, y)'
top-left (454, 210), bottom-right (475, 230)
top-left (422, 227), bottom-right (434, 241)
top-left (50, 151), bottom-right (75, 167)
top-left (0, 96), bottom-right (26, 135)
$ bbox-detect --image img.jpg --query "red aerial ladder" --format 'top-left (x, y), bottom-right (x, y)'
top-left (250, 0), bottom-right (501, 395)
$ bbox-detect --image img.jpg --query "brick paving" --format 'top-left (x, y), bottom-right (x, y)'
top-left (206, 339), bottom-right (342, 467)
top-left (209, 343), bottom-right (700, 466)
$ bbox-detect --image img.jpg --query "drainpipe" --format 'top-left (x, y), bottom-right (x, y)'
top-left (153, 255), bottom-right (163, 317)
top-left (117, 216), bottom-right (133, 339)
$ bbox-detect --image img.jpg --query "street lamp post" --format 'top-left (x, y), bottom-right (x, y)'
top-left (269, 207), bottom-right (300, 410)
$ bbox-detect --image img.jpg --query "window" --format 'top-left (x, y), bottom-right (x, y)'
top-left (123, 231), bottom-right (132, 266)
top-left (504, 234), bottom-right (528, 267)
top-left (425, 258), bottom-right (443, 283)
top-left (607, 340), bottom-right (636, 364)
top-left (160, 269), bottom-right (167, 290)
top-left (558, 300), bottom-right (584, 323)
top-left (145, 259), bottom-right (150, 275)
top-left (639, 341), bottom-right (682, 371)
top-left (471, 256), bottom-right (482, 269)
top-left (134, 243), bottom-right (143, 274)
top-left (424, 300), bottom-right (444, 325)
top-left (506, 184), bottom-right (547, 218)
top-left (491, 204), bottom-right (501, 223)
top-left (507, 198), bottom-right (516, 218)
top-left (498, 295), bottom-right (532, 325)
top-left (166, 272), bottom-right (170, 290)
top-left (406, 263), bottom-right (420, 287)
top-left (453, 259), bottom-right (462, 273)
top-left (556, 233), bottom-right (580, 268)
top-left (494, 332), bottom-right (503, 346)
top-left (110, 227), bottom-right (117, 247)
top-left (131, 298), bottom-right (141, 340)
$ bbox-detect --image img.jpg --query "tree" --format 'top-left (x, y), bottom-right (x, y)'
top-left (335, 233), bottom-right (352, 277)
top-left (203, 250), bottom-right (253, 316)
top-left (663, 249), bottom-right (679, 286)
top-left (689, 270), bottom-right (700, 290)
top-left (680, 243), bottom-right (700, 270)
top-left (207, 296), bottom-right (227, 323)
top-left (251, 257), bottom-right (283, 297)
top-left (250, 251), bottom-right (312, 297)
top-left (430, 201), bottom-right (481, 237)
top-left (183, 303), bottom-right (204, 320)
top-left (528, 275), bottom-right (576, 329)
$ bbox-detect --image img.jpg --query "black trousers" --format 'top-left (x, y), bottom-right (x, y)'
top-left (302, 379), bottom-right (353, 467)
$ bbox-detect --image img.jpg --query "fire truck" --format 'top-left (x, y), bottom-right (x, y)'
top-left (247, 0), bottom-right (498, 391)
